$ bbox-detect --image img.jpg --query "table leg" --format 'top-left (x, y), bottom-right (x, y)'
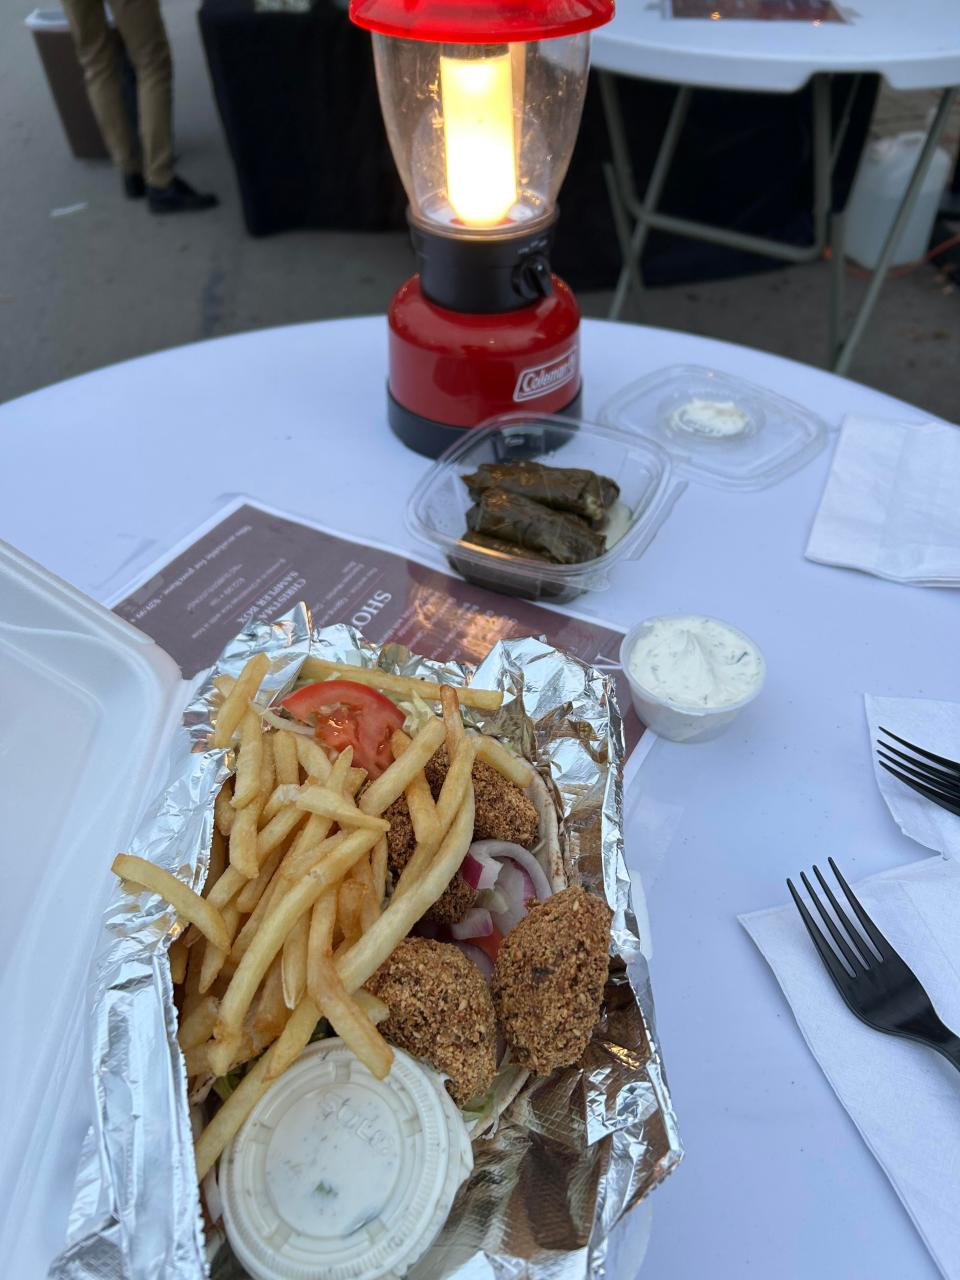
top-left (600, 73), bottom-right (692, 320)
top-left (832, 86), bottom-right (958, 376)
top-left (829, 208), bottom-right (846, 365)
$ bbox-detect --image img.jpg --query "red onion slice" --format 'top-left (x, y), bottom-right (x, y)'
top-left (451, 907), bottom-right (493, 940)
top-left (468, 840), bottom-right (552, 903)
top-left (452, 941), bottom-right (494, 982)
top-left (461, 849), bottom-right (501, 892)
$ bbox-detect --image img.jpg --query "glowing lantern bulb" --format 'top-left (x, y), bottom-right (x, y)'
top-left (440, 51), bottom-right (517, 227)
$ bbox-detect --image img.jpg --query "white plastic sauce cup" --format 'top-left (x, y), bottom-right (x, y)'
top-left (619, 614), bottom-right (766, 743)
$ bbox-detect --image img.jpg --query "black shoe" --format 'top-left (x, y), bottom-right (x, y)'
top-left (124, 172), bottom-right (146, 199)
top-left (147, 176), bottom-right (219, 214)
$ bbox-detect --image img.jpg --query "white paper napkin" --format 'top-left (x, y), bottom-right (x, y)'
top-left (866, 694), bottom-right (960, 858)
top-left (741, 857), bottom-right (960, 1279)
top-left (805, 416), bottom-right (960, 585)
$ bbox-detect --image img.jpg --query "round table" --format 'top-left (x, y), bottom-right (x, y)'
top-left (0, 317), bottom-right (950, 1279)
top-left (590, 1), bottom-right (960, 373)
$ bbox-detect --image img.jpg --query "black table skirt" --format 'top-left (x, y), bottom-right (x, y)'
top-left (199, 0), bottom-right (405, 236)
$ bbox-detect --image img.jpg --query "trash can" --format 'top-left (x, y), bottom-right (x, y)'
top-left (25, 8), bottom-right (121, 160)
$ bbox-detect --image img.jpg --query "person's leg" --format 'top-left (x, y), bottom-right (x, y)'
top-left (62, 0), bottom-right (140, 178)
top-left (109, 0), bottom-right (174, 189)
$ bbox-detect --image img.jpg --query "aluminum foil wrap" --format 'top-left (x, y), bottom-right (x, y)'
top-left (50, 608), bottom-right (681, 1280)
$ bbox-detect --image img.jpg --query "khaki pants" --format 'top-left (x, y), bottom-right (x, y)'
top-left (62, 0), bottom-right (174, 189)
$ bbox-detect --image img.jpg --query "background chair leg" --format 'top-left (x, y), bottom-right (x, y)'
top-left (833, 86), bottom-right (958, 376)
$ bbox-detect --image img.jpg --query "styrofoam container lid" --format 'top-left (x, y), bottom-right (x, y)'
top-left (600, 365), bottom-right (829, 490)
top-left (0, 540), bottom-right (182, 1276)
top-left (220, 1040), bottom-right (474, 1280)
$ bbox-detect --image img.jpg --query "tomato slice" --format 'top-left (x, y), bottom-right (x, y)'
top-left (281, 680), bottom-right (404, 777)
top-left (470, 926), bottom-right (505, 963)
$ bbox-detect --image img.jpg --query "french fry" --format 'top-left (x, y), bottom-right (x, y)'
top-left (282, 912), bottom-right (310, 1009)
top-left (231, 871), bottom-right (284, 962)
top-left (251, 955), bottom-right (288, 1043)
top-left (354, 989), bottom-right (389, 1024)
top-left (177, 994), bottom-right (219, 1051)
top-left (390, 730), bottom-right (440, 849)
top-left (308, 950), bottom-right (393, 1080)
top-left (273, 731), bottom-right (300, 786)
top-left (212, 652), bottom-right (269, 748)
top-left (307, 890), bottom-right (337, 969)
top-left (214, 783), bottom-right (236, 837)
top-left (206, 828), bottom-right (227, 894)
top-left (441, 685), bottom-right (464, 760)
top-left (472, 732), bottom-right (534, 788)
top-left (112, 854), bottom-right (231, 953)
top-left (295, 735), bottom-right (333, 782)
top-left (181, 933), bottom-right (205, 1022)
top-left (235, 842), bottom-right (286, 913)
top-left (298, 657), bottom-right (502, 710)
top-left (297, 785), bottom-right (390, 833)
top-left (391, 737), bottom-right (472, 898)
top-left (371, 835), bottom-right (388, 907)
top-left (358, 717), bottom-right (445, 817)
top-left (229, 797), bottom-right (263, 878)
top-left (200, 902), bottom-right (241, 994)
top-left (347, 767), bottom-right (368, 793)
top-left (232, 710), bottom-right (264, 810)
top-left (434, 737), bottom-right (477, 840)
top-left (182, 1043), bottom-right (210, 1078)
top-left (214, 828), bottom-right (380, 1053)
top-left (168, 938), bottom-right (188, 985)
top-left (337, 785), bottom-right (475, 994)
top-left (195, 997), bottom-right (321, 1179)
top-left (206, 866), bottom-right (244, 913)
top-left (260, 783), bottom-right (300, 826)
top-left (349, 853), bottom-right (379, 931)
top-left (257, 803), bottom-right (307, 857)
top-left (337, 879), bottom-right (365, 949)
top-left (276, 830), bottom-right (347, 893)
top-left (259, 731), bottom-right (275, 799)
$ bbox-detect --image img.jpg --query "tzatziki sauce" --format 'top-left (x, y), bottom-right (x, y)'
top-left (627, 615), bottom-right (763, 709)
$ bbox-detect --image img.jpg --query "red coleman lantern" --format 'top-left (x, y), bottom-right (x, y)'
top-left (348, 0), bottom-right (615, 456)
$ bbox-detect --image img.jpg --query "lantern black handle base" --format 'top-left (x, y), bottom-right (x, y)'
top-left (386, 386), bottom-right (583, 459)
top-left (410, 215), bottom-right (560, 315)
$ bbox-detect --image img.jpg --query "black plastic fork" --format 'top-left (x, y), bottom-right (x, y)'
top-left (787, 857), bottom-right (960, 1073)
top-left (876, 726), bottom-right (960, 818)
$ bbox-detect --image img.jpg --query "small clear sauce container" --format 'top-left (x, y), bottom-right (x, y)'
top-left (219, 1039), bottom-right (473, 1280)
top-left (619, 614), bottom-right (766, 743)
top-left (406, 413), bottom-right (685, 603)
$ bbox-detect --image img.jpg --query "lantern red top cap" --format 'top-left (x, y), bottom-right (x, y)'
top-left (348, 0), bottom-right (614, 44)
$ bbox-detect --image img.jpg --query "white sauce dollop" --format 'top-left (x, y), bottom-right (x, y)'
top-left (669, 397), bottom-right (749, 438)
top-left (628, 615), bottom-right (763, 709)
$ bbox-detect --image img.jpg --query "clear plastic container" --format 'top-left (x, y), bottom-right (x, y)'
top-left (406, 412), bottom-right (685, 603)
top-left (619, 614), bottom-right (766, 743)
top-left (600, 365), bottom-right (829, 491)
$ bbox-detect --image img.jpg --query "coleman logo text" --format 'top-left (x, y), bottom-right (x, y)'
top-left (513, 351), bottom-right (578, 403)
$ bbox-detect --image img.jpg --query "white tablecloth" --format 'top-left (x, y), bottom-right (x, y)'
top-left (0, 318), bottom-right (951, 1279)
top-left (591, 0), bottom-right (960, 92)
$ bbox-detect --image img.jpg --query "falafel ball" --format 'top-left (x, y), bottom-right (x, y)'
top-left (382, 794), bottom-right (476, 925)
top-left (366, 938), bottom-right (497, 1106)
top-left (492, 886), bottom-right (612, 1075)
top-left (425, 746), bottom-right (540, 849)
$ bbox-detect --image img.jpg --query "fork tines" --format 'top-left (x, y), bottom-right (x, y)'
top-left (876, 726), bottom-right (960, 819)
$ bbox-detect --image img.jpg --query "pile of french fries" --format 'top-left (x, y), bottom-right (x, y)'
top-left (111, 653), bottom-right (532, 1184)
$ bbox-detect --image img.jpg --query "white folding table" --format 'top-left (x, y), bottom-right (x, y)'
top-left (591, 1), bottom-right (960, 374)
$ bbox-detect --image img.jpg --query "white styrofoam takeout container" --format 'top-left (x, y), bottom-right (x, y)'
top-left (0, 540), bottom-right (183, 1276)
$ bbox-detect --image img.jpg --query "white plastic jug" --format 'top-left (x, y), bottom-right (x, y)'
top-left (845, 131), bottom-right (950, 269)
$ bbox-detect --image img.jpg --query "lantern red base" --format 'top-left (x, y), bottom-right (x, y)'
top-left (386, 273), bottom-right (582, 458)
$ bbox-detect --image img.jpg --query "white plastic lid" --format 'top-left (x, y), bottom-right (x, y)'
top-left (220, 1040), bottom-right (474, 1280)
top-left (0, 540), bottom-right (182, 1276)
top-left (600, 364), bottom-right (829, 490)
